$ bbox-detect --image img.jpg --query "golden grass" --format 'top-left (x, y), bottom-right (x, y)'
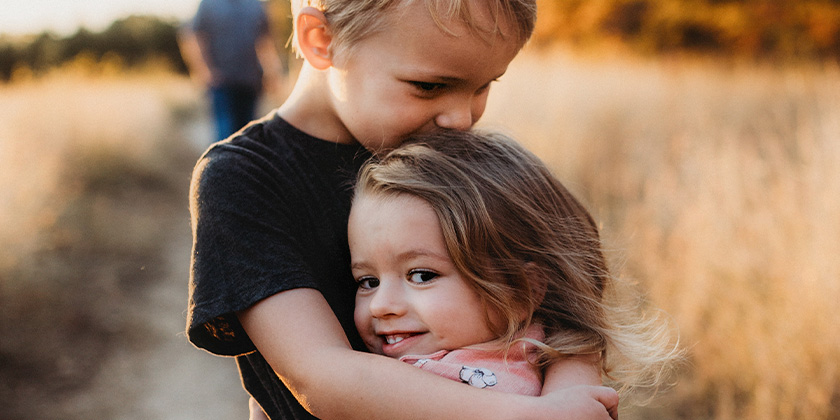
top-left (0, 64), bottom-right (202, 419)
top-left (0, 63), bottom-right (199, 271)
top-left (481, 48), bottom-right (840, 419)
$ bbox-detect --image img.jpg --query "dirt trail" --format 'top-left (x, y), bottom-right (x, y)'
top-left (81, 123), bottom-right (249, 420)
top-left (73, 216), bottom-right (248, 420)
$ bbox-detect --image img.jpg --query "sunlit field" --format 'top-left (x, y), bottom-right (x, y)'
top-left (0, 60), bottom-right (243, 419)
top-left (0, 60), bottom-right (198, 272)
top-left (481, 49), bottom-right (840, 420)
top-left (1, 49), bottom-right (838, 419)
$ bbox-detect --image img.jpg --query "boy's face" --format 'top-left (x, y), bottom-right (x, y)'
top-left (326, 0), bottom-right (522, 152)
top-left (350, 193), bottom-right (500, 358)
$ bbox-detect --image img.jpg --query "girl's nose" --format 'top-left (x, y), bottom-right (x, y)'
top-left (367, 280), bottom-right (407, 319)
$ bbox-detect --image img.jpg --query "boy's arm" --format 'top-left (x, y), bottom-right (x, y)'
top-left (249, 396), bottom-right (268, 420)
top-left (543, 354), bottom-right (604, 390)
top-left (239, 288), bottom-right (618, 420)
top-left (542, 355), bottom-right (618, 419)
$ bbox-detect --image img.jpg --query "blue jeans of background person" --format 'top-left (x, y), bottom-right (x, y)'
top-left (210, 84), bottom-right (260, 143)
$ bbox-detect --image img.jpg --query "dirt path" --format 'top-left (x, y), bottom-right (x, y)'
top-left (127, 234), bottom-right (248, 419)
top-left (72, 214), bottom-right (248, 420)
top-left (80, 123), bottom-right (250, 420)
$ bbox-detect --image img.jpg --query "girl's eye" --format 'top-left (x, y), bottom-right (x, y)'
top-left (408, 270), bottom-right (438, 284)
top-left (357, 277), bottom-right (380, 290)
top-left (409, 81), bottom-right (445, 93)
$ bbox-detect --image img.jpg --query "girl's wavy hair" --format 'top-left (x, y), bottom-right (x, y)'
top-left (291, 0), bottom-right (537, 56)
top-left (354, 130), bottom-right (681, 398)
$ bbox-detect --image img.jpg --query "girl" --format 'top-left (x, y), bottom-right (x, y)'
top-left (349, 130), bottom-right (680, 399)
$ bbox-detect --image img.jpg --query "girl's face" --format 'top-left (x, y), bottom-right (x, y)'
top-left (349, 193), bottom-right (499, 358)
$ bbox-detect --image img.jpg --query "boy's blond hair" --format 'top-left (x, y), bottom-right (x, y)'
top-left (291, 0), bottom-right (537, 55)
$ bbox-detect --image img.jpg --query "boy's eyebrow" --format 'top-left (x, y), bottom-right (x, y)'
top-left (426, 76), bottom-right (464, 83)
top-left (406, 71), bottom-right (507, 83)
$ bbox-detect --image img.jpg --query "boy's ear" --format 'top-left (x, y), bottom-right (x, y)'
top-left (296, 7), bottom-right (333, 70)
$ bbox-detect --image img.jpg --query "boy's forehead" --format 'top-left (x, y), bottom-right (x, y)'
top-left (364, 2), bottom-right (521, 71)
top-left (386, 0), bottom-right (521, 44)
top-left (301, 0), bottom-right (529, 45)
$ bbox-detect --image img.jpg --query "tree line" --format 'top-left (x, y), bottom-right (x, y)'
top-left (0, 16), bottom-right (188, 81)
top-left (3, 0), bottom-right (840, 82)
top-left (533, 0), bottom-right (840, 60)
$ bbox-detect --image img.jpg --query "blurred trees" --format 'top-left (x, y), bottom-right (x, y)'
top-left (3, 0), bottom-right (840, 82)
top-left (0, 16), bottom-right (187, 82)
top-left (534, 0), bottom-right (840, 60)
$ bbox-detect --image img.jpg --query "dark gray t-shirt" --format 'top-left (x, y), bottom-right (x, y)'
top-left (187, 113), bottom-right (370, 419)
top-left (191, 0), bottom-right (269, 89)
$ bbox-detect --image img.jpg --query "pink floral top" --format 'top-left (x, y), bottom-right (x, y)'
top-left (399, 326), bottom-right (544, 396)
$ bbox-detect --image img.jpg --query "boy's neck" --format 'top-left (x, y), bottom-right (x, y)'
top-left (278, 65), bottom-right (356, 145)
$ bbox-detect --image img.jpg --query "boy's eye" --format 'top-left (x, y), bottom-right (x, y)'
top-left (407, 270), bottom-right (438, 284)
top-left (357, 277), bottom-right (380, 290)
top-left (476, 78), bottom-right (500, 95)
top-left (409, 81), bottom-right (445, 93)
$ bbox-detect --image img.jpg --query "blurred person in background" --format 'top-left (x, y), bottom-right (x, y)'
top-left (179, 0), bottom-right (283, 143)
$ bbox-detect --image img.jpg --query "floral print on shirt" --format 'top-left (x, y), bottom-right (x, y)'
top-left (459, 365), bottom-right (498, 388)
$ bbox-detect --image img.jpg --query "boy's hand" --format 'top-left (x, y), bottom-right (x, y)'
top-left (537, 385), bottom-right (619, 420)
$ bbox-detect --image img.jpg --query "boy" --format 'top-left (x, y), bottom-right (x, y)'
top-left (187, 1), bottom-right (619, 419)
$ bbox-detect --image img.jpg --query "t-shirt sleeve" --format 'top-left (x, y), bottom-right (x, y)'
top-left (186, 145), bottom-right (317, 356)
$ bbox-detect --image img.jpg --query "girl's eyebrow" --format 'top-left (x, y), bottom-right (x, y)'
top-left (350, 261), bottom-right (369, 271)
top-left (350, 249), bottom-right (450, 271)
top-left (395, 249), bottom-right (450, 263)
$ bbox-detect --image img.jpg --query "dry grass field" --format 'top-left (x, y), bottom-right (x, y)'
top-left (0, 62), bottom-right (248, 419)
top-left (481, 48), bottom-right (840, 420)
top-left (1, 49), bottom-right (838, 419)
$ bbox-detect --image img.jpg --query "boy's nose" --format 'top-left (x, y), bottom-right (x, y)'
top-left (434, 99), bottom-right (476, 131)
top-left (368, 281), bottom-right (407, 318)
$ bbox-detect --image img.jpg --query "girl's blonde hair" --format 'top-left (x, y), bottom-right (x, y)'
top-left (354, 130), bottom-right (681, 398)
top-left (291, 0), bottom-right (537, 55)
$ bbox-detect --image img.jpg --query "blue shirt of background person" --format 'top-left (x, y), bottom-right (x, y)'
top-left (179, 0), bottom-right (282, 143)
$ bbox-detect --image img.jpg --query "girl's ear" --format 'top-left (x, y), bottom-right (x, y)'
top-left (514, 262), bottom-right (548, 324)
top-left (296, 7), bottom-right (333, 70)
top-left (525, 262), bottom-right (548, 307)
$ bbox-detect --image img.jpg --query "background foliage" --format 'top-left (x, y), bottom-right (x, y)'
top-left (4, 0), bottom-right (840, 82)
top-left (534, 0), bottom-right (840, 59)
top-left (0, 16), bottom-right (186, 82)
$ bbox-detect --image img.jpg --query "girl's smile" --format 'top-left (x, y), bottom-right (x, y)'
top-left (379, 332), bottom-right (426, 357)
